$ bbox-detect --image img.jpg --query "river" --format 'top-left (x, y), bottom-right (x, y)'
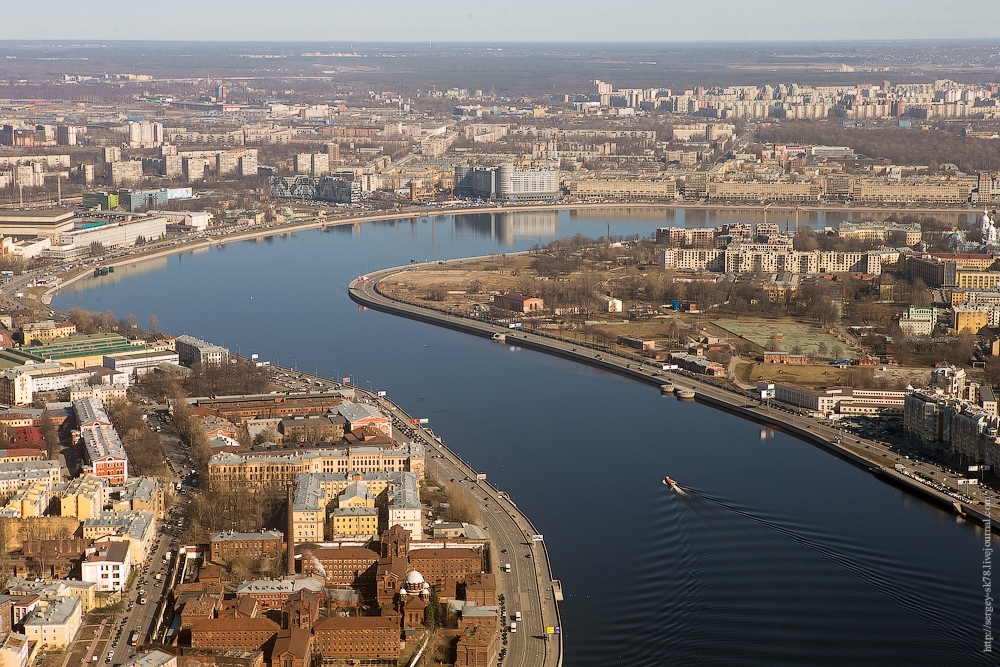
top-left (54, 209), bottom-right (990, 665)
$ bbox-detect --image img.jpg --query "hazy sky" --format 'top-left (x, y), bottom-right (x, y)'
top-left (4, 0), bottom-right (1000, 41)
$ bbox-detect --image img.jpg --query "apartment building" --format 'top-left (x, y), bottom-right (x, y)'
top-left (81, 510), bottom-right (155, 562)
top-left (61, 475), bottom-right (108, 520)
top-left (21, 597), bottom-right (82, 649)
top-left (81, 541), bottom-right (132, 593)
top-left (0, 461), bottom-right (61, 504)
top-left (567, 179), bottom-right (677, 200)
top-left (851, 181), bottom-right (972, 204)
top-left (3, 479), bottom-right (51, 518)
top-left (707, 181), bottom-right (822, 202)
top-left (80, 425), bottom-right (128, 486)
top-left (290, 471), bottom-right (422, 543)
top-left (838, 221), bottom-right (922, 246)
top-left (175, 335), bottom-right (230, 367)
top-left (207, 444), bottom-right (424, 489)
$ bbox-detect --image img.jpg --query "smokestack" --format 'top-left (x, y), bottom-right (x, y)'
top-left (286, 485), bottom-right (295, 576)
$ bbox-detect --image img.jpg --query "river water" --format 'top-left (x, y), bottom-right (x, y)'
top-left (55, 210), bottom-right (990, 666)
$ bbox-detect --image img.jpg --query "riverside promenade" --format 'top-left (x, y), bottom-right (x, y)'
top-left (350, 262), bottom-right (1000, 534)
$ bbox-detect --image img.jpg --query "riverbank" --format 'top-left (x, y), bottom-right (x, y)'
top-left (32, 196), bottom-right (984, 309)
top-left (350, 262), bottom-right (999, 534)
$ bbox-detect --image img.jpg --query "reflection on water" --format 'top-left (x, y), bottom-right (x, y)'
top-left (64, 256), bottom-right (169, 293)
top-left (454, 211), bottom-right (560, 245)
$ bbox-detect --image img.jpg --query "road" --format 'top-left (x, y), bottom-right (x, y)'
top-left (350, 266), bottom-right (1000, 530)
top-left (375, 398), bottom-right (561, 667)
top-left (59, 512), bottom-right (181, 667)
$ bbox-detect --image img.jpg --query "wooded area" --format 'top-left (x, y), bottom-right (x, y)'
top-left (758, 122), bottom-right (1000, 173)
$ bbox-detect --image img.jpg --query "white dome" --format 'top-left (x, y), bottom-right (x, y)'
top-left (404, 570), bottom-right (425, 586)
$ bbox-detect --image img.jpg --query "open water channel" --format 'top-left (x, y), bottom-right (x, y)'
top-left (54, 209), bottom-right (989, 665)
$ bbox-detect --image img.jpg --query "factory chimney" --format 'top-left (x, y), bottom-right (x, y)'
top-left (286, 485), bottom-right (295, 576)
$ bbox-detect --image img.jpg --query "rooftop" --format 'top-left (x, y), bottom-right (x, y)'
top-left (211, 530), bottom-right (283, 543)
top-left (22, 596), bottom-right (80, 626)
top-left (81, 425), bottom-right (126, 463)
top-left (73, 397), bottom-right (111, 426)
top-left (123, 650), bottom-right (175, 667)
top-left (85, 541), bottom-right (130, 564)
top-left (234, 577), bottom-right (324, 595)
top-left (334, 402), bottom-right (387, 424)
top-left (33, 333), bottom-right (139, 361)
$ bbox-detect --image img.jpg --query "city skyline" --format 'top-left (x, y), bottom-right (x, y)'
top-left (2, 0), bottom-right (999, 42)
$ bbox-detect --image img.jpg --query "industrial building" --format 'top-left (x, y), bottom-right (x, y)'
top-left (44, 213), bottom-right (167, 259)
top-left (269, 176), bottom-right (360, 203)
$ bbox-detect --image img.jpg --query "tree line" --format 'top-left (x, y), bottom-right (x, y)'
top-left (758, 122), bottom-right (1000, 173)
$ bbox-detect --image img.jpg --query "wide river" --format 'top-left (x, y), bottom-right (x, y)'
top-left (55, 209), bottom-right (990, 666)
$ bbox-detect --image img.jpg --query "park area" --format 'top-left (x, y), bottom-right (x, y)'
top-left (712, 319), bottom-right (856, 361)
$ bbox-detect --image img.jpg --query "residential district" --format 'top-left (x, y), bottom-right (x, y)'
top-left (0, 319), bottom-right (529, 667)
top-left (3, 68), bottom-right (1000, 217)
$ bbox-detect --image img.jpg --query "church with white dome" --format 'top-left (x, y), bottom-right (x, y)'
top-left (400, 569), bottom-right (431, 598)
top-left (981, 209), bottom-right (998, 247)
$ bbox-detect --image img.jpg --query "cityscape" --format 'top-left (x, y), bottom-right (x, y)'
top-left (0, 5), bottom-right (999, 666)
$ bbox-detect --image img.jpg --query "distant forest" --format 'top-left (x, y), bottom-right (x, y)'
top-left (757, 123), bottom-right (1000, 173)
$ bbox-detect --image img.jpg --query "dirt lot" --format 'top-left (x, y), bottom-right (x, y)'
top-left (737, 361), bottom-right (931, 390)
top-left (713, 319), bottom-right (857, 361)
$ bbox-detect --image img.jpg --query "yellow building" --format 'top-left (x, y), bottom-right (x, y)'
top-left (331, 507), bottom-right (379, 537)
top-left (953, 307), bottom-right (990, 334)
top-left (61, 475), bottom-right (108, 520)
top-left (5, 479), bottom-right (51, 517)
top-left (852, 182), bottom-right (972, 204)
top-left (568, 179), bottom-right (677, 200)
top-left (955, 271), bottom-right (1000, 290)
top-left (21, 597), bottom-right (83, 648)
top-left (21, 320), bottom-right (77, 345)
top-left (707, 181), bottom-right (822, 202)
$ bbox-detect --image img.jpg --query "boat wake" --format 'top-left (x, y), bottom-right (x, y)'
top-left (669, 485), bottom-right (943, 621)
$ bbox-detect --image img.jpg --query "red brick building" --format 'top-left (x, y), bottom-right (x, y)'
top-left (460, 573), bottom-right (496, 607)
top-left (493, 292), bottom-right (544, 313)
top-left (210, 531), bottom-right (285, 564)
top-left (312, 616), bottom-right (399, 660)
top-left (408, 548), bottom-right (484, 596)
top-left (190, 617), bottom-right (280, 652)
top-left (763, 351), bottom-right (812, 365)
top-left (455, 624), bottom-right (497, 667)
top-left (299, 546), bottom-right (379, 587)
top-left (270, 628), bottom-right (311, 667)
